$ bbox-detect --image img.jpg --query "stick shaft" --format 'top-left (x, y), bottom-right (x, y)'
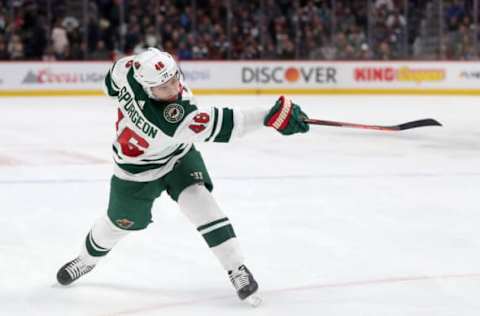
top-left (304, 118), bottom-right (442, 131)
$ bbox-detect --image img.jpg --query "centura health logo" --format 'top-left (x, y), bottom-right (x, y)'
top-left (242, 66), bottom-right (337, 84)
top-left (355, 67), bottom-right (445, 83)
top-left (22, 68), bottom-right (104, 84)
top-left (182, 70), bottom-right (210, 82)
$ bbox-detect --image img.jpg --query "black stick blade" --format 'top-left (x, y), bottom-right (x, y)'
top-left (396, 119), bottom-right (442, 130)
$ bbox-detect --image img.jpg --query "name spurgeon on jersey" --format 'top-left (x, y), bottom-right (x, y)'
top-left (118, 86), bottom-right (158, 139)
top-left (103, 56), bottom-right (240, 182)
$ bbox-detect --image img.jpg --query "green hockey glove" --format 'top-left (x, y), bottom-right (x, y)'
top-left (264, 96), bottom-right (309, 135)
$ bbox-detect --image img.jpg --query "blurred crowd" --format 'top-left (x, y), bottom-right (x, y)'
top-left (0, 0), bottom-right (478, 61)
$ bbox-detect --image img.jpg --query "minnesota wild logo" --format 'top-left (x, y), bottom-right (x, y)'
top-left (116, 218), bottom-right (134, 229)
top-left (164, 103), bottom-right (185, 123)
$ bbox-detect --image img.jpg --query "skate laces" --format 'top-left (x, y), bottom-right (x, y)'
top-left (65, 257), bottom-right (95, 280)
top-left (229, 266), bottom-right (251, 290)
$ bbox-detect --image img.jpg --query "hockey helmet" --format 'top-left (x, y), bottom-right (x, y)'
top-left (132, 47), bottom-right (179, 88)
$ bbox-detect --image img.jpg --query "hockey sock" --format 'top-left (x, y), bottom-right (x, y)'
top-left (80, 215), bottom-right (130, 264)
top-left (178, 184), bottom-right (244, 271)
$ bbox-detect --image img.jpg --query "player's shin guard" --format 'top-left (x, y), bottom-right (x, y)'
top-left (81, 215), bottom-right (130, 259)
top-left (57, 215), bottom-right (130, 285)
top-left (178, 184), bottom-right (244, 271)
top-left (178, 184), bottom-right (260, 303)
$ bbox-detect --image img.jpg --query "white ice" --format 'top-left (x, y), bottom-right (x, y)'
top-left (1, 94), bottom-right (479, 316)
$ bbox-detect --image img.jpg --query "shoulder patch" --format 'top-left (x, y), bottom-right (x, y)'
top-left (164, 103), bottom-right (185, 123)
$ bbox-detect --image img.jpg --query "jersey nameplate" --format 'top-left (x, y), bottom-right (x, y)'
top-left (118, 86), bottom-right (158, 139)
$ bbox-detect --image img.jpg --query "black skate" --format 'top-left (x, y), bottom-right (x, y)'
top-left (228, 265), bottom-right (262, 307)
top-left (56, 257), bottom-right (96, 286)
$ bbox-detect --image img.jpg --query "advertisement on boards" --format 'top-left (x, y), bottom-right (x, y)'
top-left (240, 65), bottom-right (338, 85)
top-left (353, 66), bottom-right (446, 84)
top-left (0, 62), bottom-right (110, 93)
top-left (0, 61), bottom-right (479, 95)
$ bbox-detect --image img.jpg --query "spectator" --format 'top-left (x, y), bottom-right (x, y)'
top-left (8, 34), bottom-right (24, 59)
top-left (377, 41), bottom-right (393, 60)
top-left (376, 0), bottom-right (395, 11)
top-left (71, 41), bottom-right (87, 60)
top-left (358, 43), bottom-right (374, 60)
top-left (446, 0), bottom-right (465, 20)
top-left (0, 0), bottom-right (473, 61)
top-left (0, 9), bottom-right (7, 33)
top-left (386, 9), bottom-right (406, 29)
top-left (0, 36), bottom-right (10, 59)
top-left (447, 15), bottom-right (460, 32)
top-left (89, 40), bottom-right (110, 60)
top-left (306, 39), bottom-right (324, 60)
top-left (42, 45), bottom-right (56, 61)
top-left (347, 24), bottom-right (367, 53)
top-left (177, 40), bottom-right (192, 60)
top-left (51, 19), bottom-right (69, 59)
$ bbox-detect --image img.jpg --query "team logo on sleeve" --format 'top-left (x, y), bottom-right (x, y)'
top-left (164, 103), bottom-right (185, 123)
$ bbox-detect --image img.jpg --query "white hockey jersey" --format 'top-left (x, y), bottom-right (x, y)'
top-left (103, 56), bottom-right (265, 182)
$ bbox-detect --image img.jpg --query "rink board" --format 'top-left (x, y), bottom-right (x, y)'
top-left (0, 61), bottom-right (480, 96)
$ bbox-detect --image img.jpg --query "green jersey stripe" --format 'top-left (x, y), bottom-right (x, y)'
top-left (214, 108), bottom-right (234, 142)
top-left (113, 142), bottom-right (186, 164)
top-left (205, 107), bottom-right (219, 142)
top-left (115, 145), bottom-right (190, 174)
top-left (197, 217), bottom-right (229, 232)
top-left (116, 161), bottom-right (170, 174)
top-left (111, 75), bottom-right (120, 90)
top-left (113, 145), bottom-right (120, 158)
top-left (140, 144), bottom-right (186, 162)
top-left (210, 106), bottom-right (223, 141)
top-left (105, 71), bottom-right (119, 97)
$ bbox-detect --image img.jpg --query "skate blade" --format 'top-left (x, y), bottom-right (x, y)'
top-left (245, 294), bottom-right (262, 307)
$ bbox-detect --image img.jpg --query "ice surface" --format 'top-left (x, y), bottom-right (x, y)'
top-left (1, 95), bottom-right (479, 315)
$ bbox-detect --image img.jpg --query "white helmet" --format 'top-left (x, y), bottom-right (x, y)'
top-left (132, 47), bottom-right (179, 88)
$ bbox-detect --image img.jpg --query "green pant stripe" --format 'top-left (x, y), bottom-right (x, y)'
top-left (85, 232), bottom-right (110, 257)
top-left (197, 217), bottom-right (229, 232)
top-left (202, 224), bottom-right (236, 248)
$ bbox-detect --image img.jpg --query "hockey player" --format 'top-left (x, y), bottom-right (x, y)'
top-left (56, 47), bottom-right (309, 305)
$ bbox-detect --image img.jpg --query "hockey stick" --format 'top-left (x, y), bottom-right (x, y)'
top-left (304, 118), bottom-right (442, 132)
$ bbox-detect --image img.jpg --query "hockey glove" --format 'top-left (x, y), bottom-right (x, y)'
top-left (264, 96), bottom-right (309, 135)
